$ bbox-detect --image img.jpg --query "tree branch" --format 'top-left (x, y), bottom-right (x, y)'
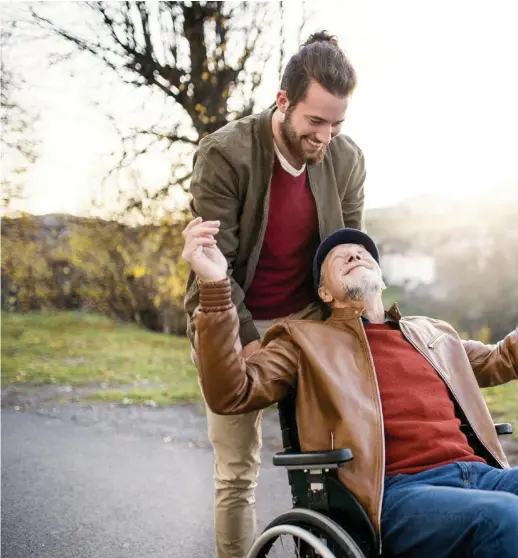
top-left (25, 1), bottom-right (281, 218)
top-left (136, 130), bottom-right (198, 146)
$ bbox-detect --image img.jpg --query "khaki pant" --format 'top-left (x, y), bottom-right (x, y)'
top-left (193, 302), bottom-right (323, 558)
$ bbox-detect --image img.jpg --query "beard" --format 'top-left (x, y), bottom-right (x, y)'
top-left (280, 108), bottom-right (327, 165)
top-left (341, 268), bottom-right (385, 301)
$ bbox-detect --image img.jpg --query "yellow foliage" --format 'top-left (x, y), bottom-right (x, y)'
top-left (474, 326), bottom-right (492, 344)
top-left (132, 265), bottom-right (147, 279)
top-left (1, 214), bottom-right (191, 334)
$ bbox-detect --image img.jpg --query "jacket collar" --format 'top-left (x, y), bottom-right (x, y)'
top-left (258, 106), bottom-right (276, 162)
top-left (327, 300), bottom-right (366, 321)
top-left (386, 302), bottom-right (402, 322)
top-left (327, 301), bottom-right (402, 323)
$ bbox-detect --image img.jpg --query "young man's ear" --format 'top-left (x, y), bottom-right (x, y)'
top-left (276, 90), bottom-right (289, 114)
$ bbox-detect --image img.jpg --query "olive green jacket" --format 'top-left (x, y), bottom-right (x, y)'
top-left (184, 107), bottom-right (366, 346)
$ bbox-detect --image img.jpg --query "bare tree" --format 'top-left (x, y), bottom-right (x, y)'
top-left (27, 1), bottom-right (295, 216)
top-left (1, 21), bottom-right (39, 211)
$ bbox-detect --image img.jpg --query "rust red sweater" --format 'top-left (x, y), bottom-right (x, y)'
top-left (244, 158), bottom-right (319, 320)
top-left (364, 323), bottom-right (486, 475)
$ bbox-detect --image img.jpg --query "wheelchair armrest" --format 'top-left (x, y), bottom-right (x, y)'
top-left (273, 448), bottom-right (353, 470)
top-left (495, 422), bottom-right (513, 436)
top-left (461, 422), bottom-right (513, 437)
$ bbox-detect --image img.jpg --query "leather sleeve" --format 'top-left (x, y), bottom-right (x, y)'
top-left (194, 278), bottom-right (300, 415)
top-left (463, 328), bottom-right (518, 388)
top-left (184, 137), bottom-right (260, 349)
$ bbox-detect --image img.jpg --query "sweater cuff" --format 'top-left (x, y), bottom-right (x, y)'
top-left (199, 277), bottom-right (232, 312)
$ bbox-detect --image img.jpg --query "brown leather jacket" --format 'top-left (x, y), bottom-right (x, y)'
top-left (195, 278), bottom-right (518, 534)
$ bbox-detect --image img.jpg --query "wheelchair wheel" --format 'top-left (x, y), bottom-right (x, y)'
top-left (248, 508), bottom-right (366, 558)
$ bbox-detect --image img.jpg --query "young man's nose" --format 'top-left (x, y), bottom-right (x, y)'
top-left (315, 127), bottom-right (332, 145)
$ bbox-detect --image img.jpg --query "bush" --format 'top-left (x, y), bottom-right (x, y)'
top-left (1, 214), bottom-right (190, 334)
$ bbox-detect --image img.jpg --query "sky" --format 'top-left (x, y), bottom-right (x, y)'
top-left (4, 0), bottom-right (518, 216)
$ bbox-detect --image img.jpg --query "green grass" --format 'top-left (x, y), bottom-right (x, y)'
top-left (83, 386), bottom-right (200, 406)
top-left (1, 310), bottom-right (200, 403)
top-left (2, 311), bottom-right (517, 437)
top-left (481, 383), bottom-right (518, 440)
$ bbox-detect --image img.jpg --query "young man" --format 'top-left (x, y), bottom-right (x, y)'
top-left (182, 218), bottom-right (518, 558)
top-left (184, 32), bottom-right (365, 557)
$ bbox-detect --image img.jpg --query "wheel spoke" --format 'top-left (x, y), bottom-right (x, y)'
top-left (249, 509), bottom-right (366, 557)
top-left (278, 535), bottom-right (289, 557)
top-left (264, 533), bottom-right (321, 558)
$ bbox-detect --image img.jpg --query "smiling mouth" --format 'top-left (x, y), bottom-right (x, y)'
top-left (343, 264), bottom-right (367, 276)
top-left (305, 138), bottom-right (322, 149)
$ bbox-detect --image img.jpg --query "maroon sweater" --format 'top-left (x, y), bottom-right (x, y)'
top-left (364, 323), bottom-right (486, 475)
top-left (244, 158), bottom-right (319, 320)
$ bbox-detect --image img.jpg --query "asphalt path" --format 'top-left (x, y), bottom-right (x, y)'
top-left (2, 397), bottom-right (517, 557)
top-left (2, 402), bottom-right (290, 557)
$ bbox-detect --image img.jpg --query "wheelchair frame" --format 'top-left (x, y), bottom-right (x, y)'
top-left (247, 393), bottom-right (513, 558)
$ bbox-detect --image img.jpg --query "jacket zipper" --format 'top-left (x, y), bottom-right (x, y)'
top-left (357, 319), bottom-right (385, 554)
top-left (428, 332), bottom-right (446, 349)
top-left (399, 322), bottom-right (506, 468)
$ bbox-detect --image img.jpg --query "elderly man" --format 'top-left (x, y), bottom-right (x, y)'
top-left (182, 217), bottom-right (518, 558)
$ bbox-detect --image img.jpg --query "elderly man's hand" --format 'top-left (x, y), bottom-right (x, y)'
top-left (182, 217), bottom-right (228, 282)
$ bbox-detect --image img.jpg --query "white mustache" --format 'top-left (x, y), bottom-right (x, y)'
top-left (342, 261), bottom-right (372, 276)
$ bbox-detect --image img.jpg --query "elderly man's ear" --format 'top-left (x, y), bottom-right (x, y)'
top-left (318, 286), bottom-right (333, 304)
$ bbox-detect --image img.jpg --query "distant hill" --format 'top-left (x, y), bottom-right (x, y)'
top-left (3, 189), bottom-right (517, 341)
top-left (365, 186), bottom-right (518, 255)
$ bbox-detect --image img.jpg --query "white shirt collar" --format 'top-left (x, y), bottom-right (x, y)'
top-left (273, 140), bottom-right (306, 177)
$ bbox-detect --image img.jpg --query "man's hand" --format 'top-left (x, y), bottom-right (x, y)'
top-left (182, 217), bottom-right (228, 282)
top-left (241, 340), bottom-right (261, 359)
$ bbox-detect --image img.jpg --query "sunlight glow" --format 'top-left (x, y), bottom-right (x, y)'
top-left (7, 0), bottom-right (518, 216)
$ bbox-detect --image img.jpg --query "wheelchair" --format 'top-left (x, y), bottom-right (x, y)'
top-left (247, 394), bottom-right (514, 558)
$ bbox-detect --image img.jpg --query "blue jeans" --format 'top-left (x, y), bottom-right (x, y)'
top-left (381, 462), bottom-right (518, 558)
